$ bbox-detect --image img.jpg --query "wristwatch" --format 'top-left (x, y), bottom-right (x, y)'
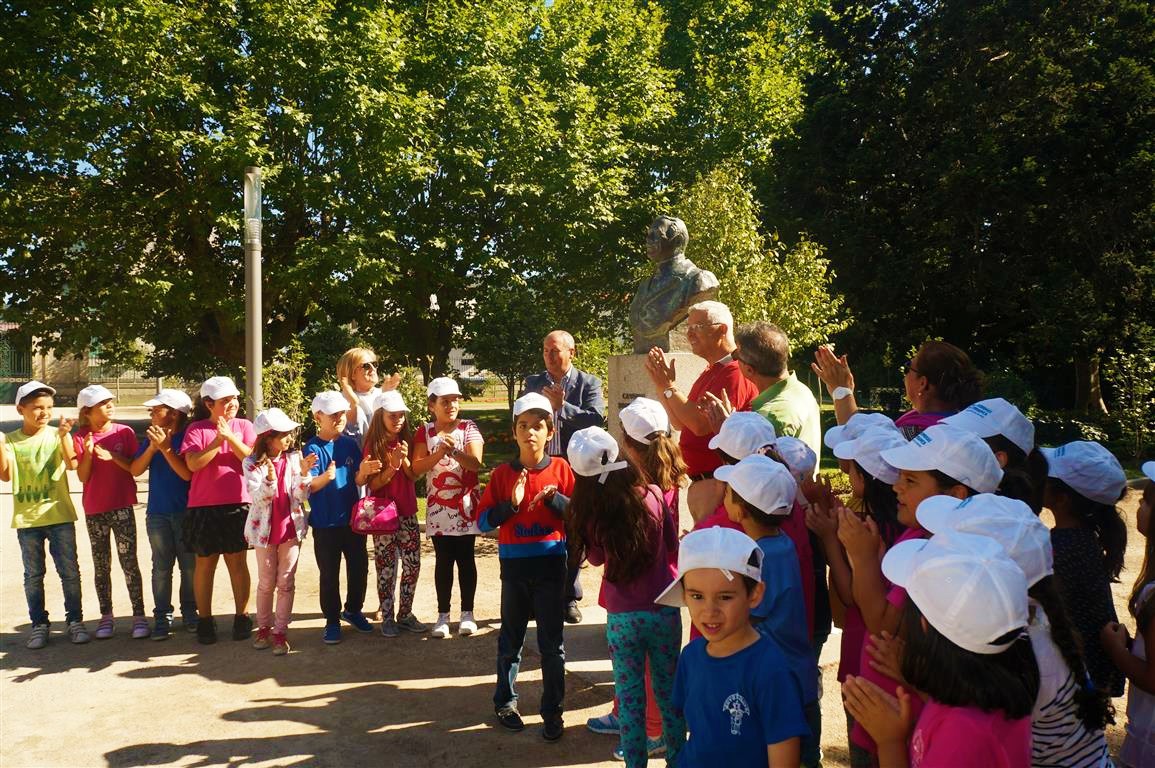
top-left (663, 387), bottom-right (676, 399)
top-left (831, 386), bottom-right (853, 401)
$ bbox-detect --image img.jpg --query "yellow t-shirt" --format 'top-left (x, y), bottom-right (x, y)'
top-left (6, 427), bottom-right (77, 528)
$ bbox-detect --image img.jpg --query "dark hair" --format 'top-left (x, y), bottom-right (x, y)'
top-left (900, 600), bottom-right (1039, 719)
top-left (682, 573), bottom-right (761, 597)
top-left (729, 487), bottom-right (786, 530)
top-left (856, 462), bottom-right (905, 547)
top-left (734, 322), bottom-right (790, 378)
top-left (987, 435), bottom-right (1048, 515)
top-left (1029, 576), bottom-right (1114, 730)
top-left (251, 430), bottom-right (292, 463)
top-left (513, 409), bottom-right (554, 431)
top-left (17, 388), bottom-right (54, 406)
top-left (624, 432), bottom-right (687, 493)
top-left (1130, 484), bottom-right (1155, 617)
top-left (191, 397), bottom-right (212, 422)
top-left (567, 462), bottom-right (656, 584)
top-left (1046, 478), bottom-right (1127, 581)
top-left (364, 407), bottom-right (413, 467)
top-left (914, 341), bottom-right (984, 410)
top-left (929, 469), bottom-right (979, 496)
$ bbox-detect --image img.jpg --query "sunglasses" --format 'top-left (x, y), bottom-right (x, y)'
top-left (903, 358), bottom-right (920, 376)
top-left (360, 361), bottom-right (378, 373)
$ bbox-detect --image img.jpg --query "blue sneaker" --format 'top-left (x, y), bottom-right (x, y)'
top-left (341, 610), bottom-right (373, 633)
top-left (323, 622), bottom-right (342, 645)
top-left (586, 712), bottom-right (620, 735)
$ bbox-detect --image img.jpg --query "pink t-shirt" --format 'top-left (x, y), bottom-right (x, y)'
top-left (74, 424), bottom-right (139, 516)
top-left (910, 700), bottom-right (1031, 768)
top-left (838, 604), bottom-right (867, 681)
top-left (267, 454), bottom-right (294, 546)
top-left (184, 418), bottom-right (257, 508)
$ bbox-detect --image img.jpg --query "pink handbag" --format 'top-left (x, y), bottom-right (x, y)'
top-left (350, 495), bottom-right (399, 535)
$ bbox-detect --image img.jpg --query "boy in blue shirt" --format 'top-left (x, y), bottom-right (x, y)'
top-left (657, 526), bottom-right (808, 767)
top-left (305, 391), bottom-right (380, 644)
top-left (715, 454), bottom-right (820, 767)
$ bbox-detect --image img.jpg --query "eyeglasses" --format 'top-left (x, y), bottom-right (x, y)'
top-left (903, 358), bottom-right (920, 376)
top-left (360, 361), bottom-right (378, 373)
top-left (686, 322), bottom-right (721, 332)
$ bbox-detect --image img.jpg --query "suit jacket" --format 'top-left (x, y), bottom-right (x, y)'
top-left (520, 367), bottom-right (606, 455)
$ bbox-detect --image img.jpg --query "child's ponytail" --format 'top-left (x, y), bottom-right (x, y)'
top-left (987, 435), bottom-right (1047, 515)
top-left (858, 464), bottom-right (904, 547)
top-left (1050, 478), bottom-right (1127, 581)
top-left (567, 463), bottom-right (655, 585)
top-left (623, 432), bottom-right (687, 493)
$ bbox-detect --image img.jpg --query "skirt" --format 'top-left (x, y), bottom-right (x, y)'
top-left (183, 504), bottom-right (250, 556)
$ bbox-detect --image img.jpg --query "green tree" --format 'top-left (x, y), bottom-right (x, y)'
top-left (464, 279), bottom-right (553, 410)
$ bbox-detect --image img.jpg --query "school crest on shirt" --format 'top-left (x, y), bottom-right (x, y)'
top-left (722, 693), bottom-right (751, 735)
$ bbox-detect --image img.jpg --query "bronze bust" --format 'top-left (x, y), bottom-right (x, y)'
top-left (628, 216), bottom-right (720, 353)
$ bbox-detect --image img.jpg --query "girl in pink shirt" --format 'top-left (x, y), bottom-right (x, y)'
top-left (243, 409), bottom-right (314, 656)
top-left (74, 384), bottom-right (146, 639)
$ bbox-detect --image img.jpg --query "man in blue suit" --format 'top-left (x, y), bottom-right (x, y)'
top-left (520, 330), bottom-right (606, 623)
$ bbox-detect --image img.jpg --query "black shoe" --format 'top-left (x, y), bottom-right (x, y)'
top-left (197, 617), bottom-right (218, 645)
top-left (564, 603), bottom-right (582, 624)
top-left (232, 614), bottom-right (253, 640)
top-left (496, 706), bottom-right (525, 732)
top-left (542, 714), bottom-right (564, 742)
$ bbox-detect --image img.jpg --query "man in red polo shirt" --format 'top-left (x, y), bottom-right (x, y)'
top-left (644, 300), bottom-right (758, 522)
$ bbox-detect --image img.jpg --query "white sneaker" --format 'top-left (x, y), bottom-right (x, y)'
top-left (459, 611), bottom-right (477, 636)
top-left (432, 612), bottom-right (451, 639)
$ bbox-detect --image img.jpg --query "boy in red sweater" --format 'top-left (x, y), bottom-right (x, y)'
top-left (478, 393), bottom-right (575, 742)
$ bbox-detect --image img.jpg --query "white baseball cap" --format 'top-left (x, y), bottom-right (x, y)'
top-left (833, 426), bottom-right (907, 485)
top-left (143, 389), bottom-right (194, 414)
top-left (620, 397), bottom-right (670, 445)
top-left (655, 526), bottom-right (764, 608)
top-left (824, 411), bottom-right (899, 450)
top-left (200, 376), bottom-right (241, 400)
top-left (882, 531), bottom-right (1029, 655)
top-left (567, 427), bottom-right (629, 483)
top-left (1143, 461), bottom-right (1155, 482)
top-left (708, 411), bottom-right (776, 459)
top-left (513, 392), bottom-right (554, 418)
top-left (253, 408), bottom-right (301, 435)
top-left (310, 390), bottom-right (349, 415)
top-left (714, 454), bottom-right (797, 516)
top-left (373, 390), bottom-right (410, 413)
top-left (427, 377), bottom-right (463, 398)
top-left (1040, 441), bottom-right (1126, 505)
top-left (916, 493), bottom-right (1052, 586)
top-left (943, 398), bottom-right (1035, 455)
top-left (14, 380), bottom-right (56, 405)
top-left (880, 424), bottom-right (1004, 493)
top-left (773, 436), bottom-right (818, 481)
top-left (76, 384), bottom-right (115, 409)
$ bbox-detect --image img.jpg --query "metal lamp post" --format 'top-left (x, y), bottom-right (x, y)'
top-left (243, 166), bottom-right (263, 415)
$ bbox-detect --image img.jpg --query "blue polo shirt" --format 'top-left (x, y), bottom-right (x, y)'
top-left (304, 435), bottom-right (361, 528)
top-left (134, 429), bottom-right (189, 517)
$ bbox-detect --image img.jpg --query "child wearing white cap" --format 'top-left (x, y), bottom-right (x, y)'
top-left (410, 377), bottom-right (485, 639)
top-left (566, 426), bottom-right (683, 765)
top-left (716, 454), bottom-right (821, 767)
top-left (359, 391), bottom-right (429, 638)
top-left (658, 526), bottom-right (810, 766)
top-left (242, 409), bottom-right (315, 656)
top-left (183, 376), bottom-right (258, 645)
top-left (1042, 440), bottom-right (1128, 698)
top-left (73, 384), bottom-right (148, 639)
top-left (1103, 463), bottom-right (1155, 768)
top-left (303, 390), bottom-right (376, 644)
top-left (477, 392), bottom-right (575, 741)
top-left (942, 397), bottom-right (1047, 514)
top-left (843, 533), bottom-right (1039, 768)
top-left (129, 389), bottom-right (196, 639)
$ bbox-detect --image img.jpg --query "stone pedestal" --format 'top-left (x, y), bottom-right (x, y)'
top-left (607, 352), bottom-right (708, 533)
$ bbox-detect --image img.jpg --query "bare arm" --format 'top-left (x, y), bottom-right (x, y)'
top-left (811, 346), bottom-right (860, 425)
top-left (767, 737), bottom-right (801, 768)
top-left (0, 433), bottom-right (10, 482)
top-left (58, 418), bottom-right (78, 470)
top-left (1103, 618), bottom-right (1155, 694)
top-left (840, 509), bottom-right (901, 634)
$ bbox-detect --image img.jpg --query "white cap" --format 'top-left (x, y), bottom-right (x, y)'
top-left (1143, 461), bottom-right (1155, 482)
top-left (714, 454), bottom-right (797, 516)
top-left (1040, 441), bottom-right (1126, 505)
top-left (253, 408), bottom-right (301, 435)
top-left (882, 531), bottom-right (1029, 655)
top-left (620, 397), bottom-right (670, 445)
top-left (916, 493), bottom-right (1052, 586)
top-left (824, 411), bottom-right (899, 450)
top-left (142, 389), bottom-right (193, 414)
top-left (14, 380), bottom-right (55, 405)
top-left (513, 392), bottom-right (554, 418)
top-left (655, 527), bottom-right (764, 608)
top-left (707, 411), bottom-right (776, 458)
top-left (76, 384), bottom-right (115, 409)
top-left (200, 376), bottom-right (241, 400)
top-left (427, 377), bottom-right (463, 398)
top-left (773, 435), bottom-right (817, 481)
top-left (373, 390), bottom-right (410, 413)
top-left (833, 426), bottom-right (907, 485)
top-left (567, 427), bottom-right (629, 483)
top-left (310, 390), bottom-right (350, 415)
top-left (880, 424), bottom-right (1004, 493)
top-left (942, 398), bottom-right (1035, 455)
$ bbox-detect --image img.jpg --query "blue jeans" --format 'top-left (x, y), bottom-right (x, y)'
top-left (147, 513), bottom-right (197, 622)
top-left (494, 557), bottom-right (566, 717)
top-left (17, 523), bottom-right (83, 625)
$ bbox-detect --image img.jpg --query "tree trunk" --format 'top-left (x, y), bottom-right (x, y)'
top-left (1073, 352), bottom-right (1108, 415)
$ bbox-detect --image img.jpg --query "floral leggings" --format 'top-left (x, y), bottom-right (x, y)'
top-left (606, 606), bottom-right (685, 767)
top-left (86, 507), bottom-right (145, 617)
top-left (373, 515), bottom-right (421, 621)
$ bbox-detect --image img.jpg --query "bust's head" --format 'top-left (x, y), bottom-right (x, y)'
top-left (646, 216), bottom-right (689, 264)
